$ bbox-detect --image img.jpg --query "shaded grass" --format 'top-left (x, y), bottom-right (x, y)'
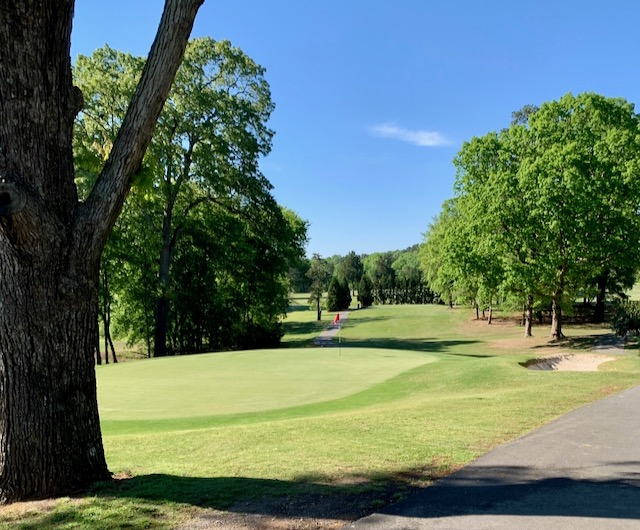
top-left (3, 303), bottom-right (639, 528)
top-left (281, 293), bottom-right (325, 347)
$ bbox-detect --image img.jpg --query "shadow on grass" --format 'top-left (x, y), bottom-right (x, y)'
top-left (83, 463), bottom-right (640, 524)
top-left (340, 337), bottom-right (486, 356)
top-left (84, 469), bottom-right (429, 525)
top-left (531, 334), bottom-right (611, 351)
top-left (378, 464), bottom-right (640, 521)
top-left (286, 304), bottom-right (312, 313)
top-left (343, 315), bottom-right (390, 325)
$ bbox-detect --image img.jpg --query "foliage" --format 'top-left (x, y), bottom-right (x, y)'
top-left (326, 276), bottom-right (351, 311)
top-left (339, 251), bottom-right (364, 293)
top-left (357, 273), bottom-right (374, 308)
top-left (307, 254), bottom-right (331, 320)
top-left (74, 40), bottom-right (308, 355)
top-left (287, 258), bottom-right (311, 293)
top-left (610, 300), bottom-right (640, 336)
top-left (362, 246), bottom-right (434, 305)
top-left (423, 92), bottom-right (640, 338)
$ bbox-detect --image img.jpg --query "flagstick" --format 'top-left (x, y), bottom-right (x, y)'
top-left (339, 312), bottom-right (343, 356)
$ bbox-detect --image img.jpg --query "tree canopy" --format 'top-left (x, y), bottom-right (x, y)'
top-left (74, 39), bottom-right (308, 356)
top-left (422, 92), bottom-right (640, 338)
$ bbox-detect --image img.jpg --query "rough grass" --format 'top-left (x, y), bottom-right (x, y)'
top-left (2, 303), bottom-right (639, 529)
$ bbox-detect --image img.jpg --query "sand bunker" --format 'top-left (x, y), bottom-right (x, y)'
top-left (523, 354), bottom-right (617, 372)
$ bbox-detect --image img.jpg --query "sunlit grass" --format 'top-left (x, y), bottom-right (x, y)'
top-left (98, 347), bottom-right (437, 422)
top-left (2, 303), bottom-right (638, 529)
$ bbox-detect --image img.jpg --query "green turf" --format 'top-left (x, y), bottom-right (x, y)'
top-left (2, 303), bottom-right (639, 529)
top-left (97, 347), bottom-right (437, 421)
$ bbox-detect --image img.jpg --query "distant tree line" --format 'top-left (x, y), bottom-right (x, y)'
top-left (290, 246), bottom-right (436, 313)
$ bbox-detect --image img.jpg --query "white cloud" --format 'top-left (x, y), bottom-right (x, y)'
top-left (369, 123), bottom-right (451, 147)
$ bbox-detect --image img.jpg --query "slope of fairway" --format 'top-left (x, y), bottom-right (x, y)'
top-left (97, 347), bottom-right (437, 421)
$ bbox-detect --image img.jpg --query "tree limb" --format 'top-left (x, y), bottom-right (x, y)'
top-left (75, 0), bottom-right (204, 263)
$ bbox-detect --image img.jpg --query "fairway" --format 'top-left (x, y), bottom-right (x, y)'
top-left (5, 304), bottom-right (639, 530)
top-left (97, 347), bottom-right (438, 420)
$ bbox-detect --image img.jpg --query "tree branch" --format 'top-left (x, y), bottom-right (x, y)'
top-left (75, 0), bottom-right (204, 263)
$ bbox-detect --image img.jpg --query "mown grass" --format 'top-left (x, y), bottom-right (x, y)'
top-left (280, 292), bottom-right (325, 347)
top-left (98, 347), bottom-right (437, 422)
top-left (2, 303), bottom-right (639, 529)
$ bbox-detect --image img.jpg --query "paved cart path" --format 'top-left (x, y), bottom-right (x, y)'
top-left (313, 311), bottom-right (350, 347)
top-left (349, 382), bottom-right (640, 530)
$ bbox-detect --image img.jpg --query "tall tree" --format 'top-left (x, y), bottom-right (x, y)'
top-left (148, 37), bottom-right (274, 356)
top-left (0, 0), bottom-right (203, 502)
top-left (340, 250), bottom-right (363, 295)
top-left (307, 254), bottom-right (330, 320)
top-left (516, 94), bottom-right (640, 338)
top-left (449, 93), bottom-right (640, 339)
top-left (357, 273), bottom-right (374, 308)
top-left (75, 38), bottom-right (276, 357)
top-left (371, 253), bottom-right (396, 304)
top-left (326, 276), bottom-right (351, 311)
top-left (420, 201), bottom-right (463, 308)
top-left (73, 45), bottom-right (147, 361)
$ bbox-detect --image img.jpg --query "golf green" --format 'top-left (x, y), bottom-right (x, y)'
top-left (97, 347), bottom-right (438, 420)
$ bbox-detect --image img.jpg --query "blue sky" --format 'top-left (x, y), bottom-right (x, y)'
top-left (72, 1), bottom-right (640, 258)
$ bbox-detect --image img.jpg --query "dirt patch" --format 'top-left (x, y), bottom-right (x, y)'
top-left (522, 354), bottom-right (617, 371)
top-left (490, 336), bottom-right (550, 352)
top-left (0, 498), bottom-right (59, 518)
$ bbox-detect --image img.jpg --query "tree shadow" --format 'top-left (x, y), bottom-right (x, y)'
top-left (341, 337), bottom-right (487, 356)
top-left (281, 320), bottom-right (325, 348)
top-left (531, 334), bottom-right (612, 351)
top-left (286, 304), bottom-right (312, 313)
top-left (86, 462), bottom-right (640, 524)
top-left (379, 463), bottom-right (640, 521)
top-left (89, 471), bottom-right (421, 523)
top-left (342, 315), bottom-right (390, 325)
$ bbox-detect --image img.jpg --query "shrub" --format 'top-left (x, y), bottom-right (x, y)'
top-left (327, 277), bottom-right (351, 311)
top-left (358, 274), bottom-right (374, 308)
top-left (610, 300), bottom-right (640, 336)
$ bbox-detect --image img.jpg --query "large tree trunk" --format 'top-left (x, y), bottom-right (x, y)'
top-left (0, 255), bottom-right (111, 502)
top-left (0, 0), bottom-right (202, 502)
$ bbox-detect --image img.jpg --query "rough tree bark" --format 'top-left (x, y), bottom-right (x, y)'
top-left (0, 0), bottom-right (203, 503)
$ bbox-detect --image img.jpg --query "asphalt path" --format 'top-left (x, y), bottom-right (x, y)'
top-left (348, 383), bottom-right (640, 529)
top-left (313, 311), bottom-right (350, 346)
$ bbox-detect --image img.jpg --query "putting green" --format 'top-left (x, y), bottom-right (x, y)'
top-left (97, 347), bottom-right (438, 420)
